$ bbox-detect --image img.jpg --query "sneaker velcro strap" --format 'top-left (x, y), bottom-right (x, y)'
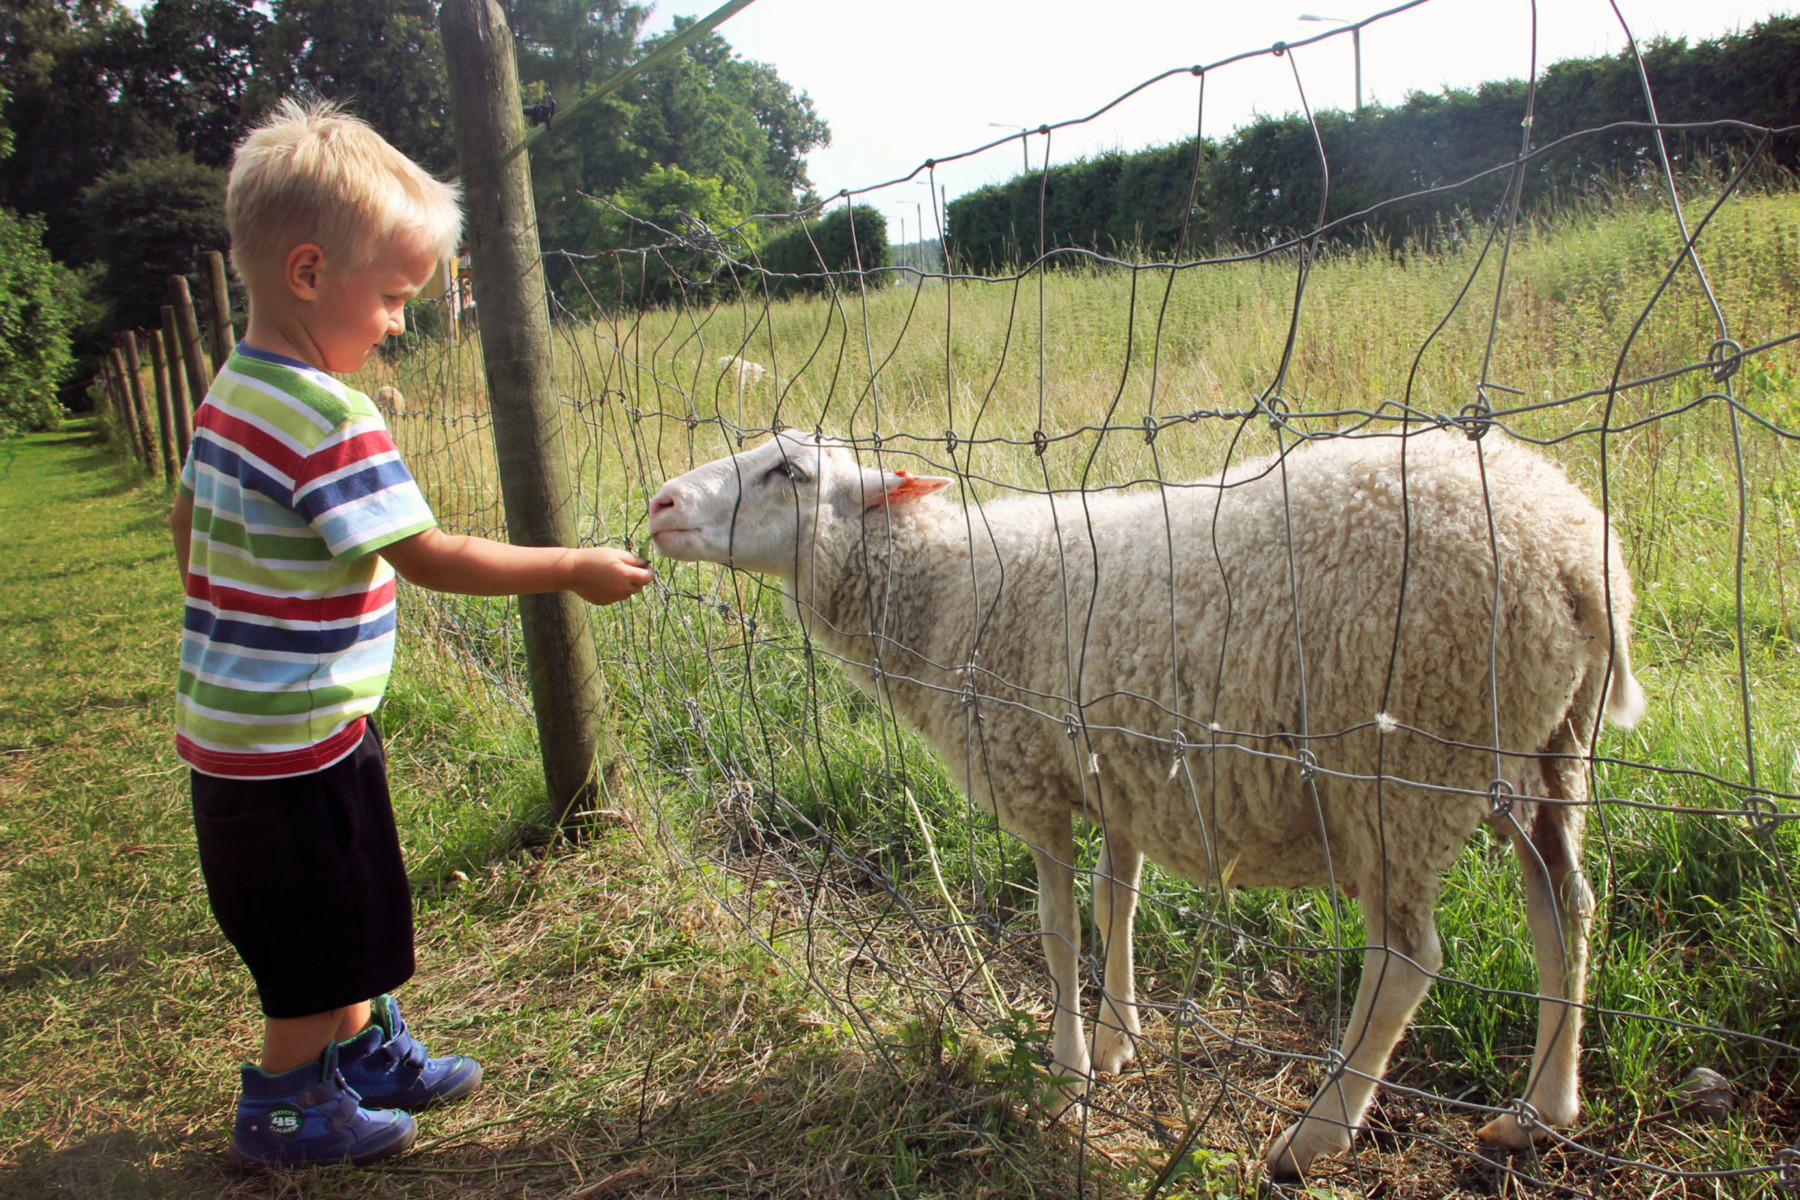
top-left (322, 1090), bottom-right (361, 1134)
top-left (395, 1042), bottom-right (426, 1083)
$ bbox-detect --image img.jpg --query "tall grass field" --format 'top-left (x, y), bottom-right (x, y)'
top-left (3, 186), bottom-right (1798, 1199)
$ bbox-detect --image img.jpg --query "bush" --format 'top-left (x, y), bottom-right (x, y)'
top-left (563, 164), bottom-right (753, 312)
top-left (0, 208), bottom-right (83, 437)
top-left (752, 204), bottom-right (890, 297)
top-left (77, 154), bottom-right (227, 332)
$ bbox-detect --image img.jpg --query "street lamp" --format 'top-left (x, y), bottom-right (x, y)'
top-left (889, 204), bottom-right (910, 269)
top-left (988, 122), bottom-right (1031, 174)
top-left (1299, 13), bottom-right (1362, 112)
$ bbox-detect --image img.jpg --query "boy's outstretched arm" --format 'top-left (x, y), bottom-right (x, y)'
top-left (381, 527), bottom-right (653, 606)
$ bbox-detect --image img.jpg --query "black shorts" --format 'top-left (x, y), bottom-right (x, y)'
top-left (191, 720), bottom-right (415, 1019)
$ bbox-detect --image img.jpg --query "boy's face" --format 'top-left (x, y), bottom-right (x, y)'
top-left (305, 239), bottom-right (440, 373)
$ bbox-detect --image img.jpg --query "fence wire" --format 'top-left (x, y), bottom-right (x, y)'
top-left (362, 5), bottom-right (1800, 1195)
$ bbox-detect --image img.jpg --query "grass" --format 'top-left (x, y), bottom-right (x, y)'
top-left (0, 424), bottom-right (1099, 1198)
top-left (5, 181), bottom-right (1800, 1199)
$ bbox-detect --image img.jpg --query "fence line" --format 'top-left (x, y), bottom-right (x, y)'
top-left (92, 2), bottom-right (1800, 1192)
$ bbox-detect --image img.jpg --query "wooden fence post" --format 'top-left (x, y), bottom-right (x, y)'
top-left (148, 323), bottom-right (179, 484)
top-left (102, 353), bottom-right (132, 449)
top-left (203, 251), bottom-right (236, 366)
top-left (118, 334), bottom-right (155, 469)
top-left (161, 306), bottom-right (193, 465)
top-left (441, 0), bottom-right (608, 832)
top-left (168, 275), bottom-right (213, 417)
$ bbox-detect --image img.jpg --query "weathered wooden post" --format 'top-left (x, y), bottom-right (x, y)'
top-left (102, 352), bottom-right (133, 451)
top-left (118, 333), bottom-right (156, 469)
top-left (148, 323), bottom-right (179, 484)
top-left (203, 250), bottom-right (236, 365)
top-left (440, 0), bottom-right (608, 831)
top-left (161, 306), bottom-right (193, 464)
top-left (168, 274), bottom-right (214, 414)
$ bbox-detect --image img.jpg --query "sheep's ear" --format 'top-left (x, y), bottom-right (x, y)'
top-left (863, 468), bottom-right (952, 509)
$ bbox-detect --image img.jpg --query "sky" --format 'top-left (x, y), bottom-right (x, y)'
top-left (649, 0), bottom-right (1794, 233)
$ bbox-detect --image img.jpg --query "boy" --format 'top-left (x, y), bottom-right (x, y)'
top-left (170, 98), bottom-right (653, 1169)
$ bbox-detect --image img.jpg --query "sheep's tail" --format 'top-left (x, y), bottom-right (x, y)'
top-left (1566, 528), bottom-right (1646, 731)
top-left (1603, 636), bottom-right (1646, 730)
top-left (1592, 536), bottom-right (1646, 731)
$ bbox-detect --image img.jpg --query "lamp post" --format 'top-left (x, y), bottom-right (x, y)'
top-left (1299, 13), bottom-right (1361, 112)
top-left (988, 121), bottom-right (1031, 174)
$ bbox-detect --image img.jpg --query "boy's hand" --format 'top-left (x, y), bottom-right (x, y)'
top-left (568, 546), bottom-right (654, 606)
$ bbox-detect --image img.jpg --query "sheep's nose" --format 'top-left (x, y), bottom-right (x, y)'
top-left (649, 490), bottom-right (676, 516)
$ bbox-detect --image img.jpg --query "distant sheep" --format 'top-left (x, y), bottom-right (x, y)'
top-left (650, 427), bottom-right (1644, 1176)
top-left (373, 384), bottom-right (407, 418)
top-left (715, 355), bottom-right (767, 392)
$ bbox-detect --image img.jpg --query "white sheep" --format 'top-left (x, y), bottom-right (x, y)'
top-left (715, 355), bottom-right (768, 392)
top-left (373, 384), bottom-right (407, 418)
top-left (647, 426), bottom-right (1644, 1178)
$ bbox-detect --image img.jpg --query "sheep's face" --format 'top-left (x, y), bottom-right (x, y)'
top-left (647, 430), bottom-right (949, 577)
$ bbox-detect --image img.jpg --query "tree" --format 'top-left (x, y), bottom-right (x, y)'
top-left (77, 154), bottom-right (227, 331)
top-left (259, 0), bottom-right (455, 175)
top-left (506, 2), bottom-right (829, 304)
top-left (0, 0), bottom-right (166, 262)
top-left (508, 0), bottom-right (649, 294)
top-left (755, 204), bottom-right (890, 298)
top-left (132, 0), bottom-right (271, 167)
top-left (634, 22), bottom-right (828, 216)
top-left (0, 207), bottom-right (83, 436)
top-left (568, 162), bottom-right (751, 310)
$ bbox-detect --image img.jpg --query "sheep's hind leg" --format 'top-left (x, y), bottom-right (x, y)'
top-left (1090, 830), bottom-right (1144, 1075)
top-left (1478, 747), bottom-right (1593, 1149)
top-left (1030, 821), bottom-right (1091, 1111)
top-left (1266, 899), bottom-right (1441, 1180)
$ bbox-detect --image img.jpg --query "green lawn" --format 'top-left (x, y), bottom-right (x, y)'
top-left (8, 182), bottom-right (1800, 1200)
top-left (0, 424), bottom-right (1087, 1200)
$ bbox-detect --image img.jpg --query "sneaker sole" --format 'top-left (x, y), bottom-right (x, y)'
top-left (225, 1120), bottom-right (418, 1171)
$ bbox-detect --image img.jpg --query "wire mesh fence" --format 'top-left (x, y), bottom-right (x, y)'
top-left (360, 5), bottom-right (1800, 1194)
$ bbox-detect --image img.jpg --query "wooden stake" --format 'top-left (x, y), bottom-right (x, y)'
top-left (203, 251), bottom-right (236, 367)
top-left (441, 0), bottom-right (608, 833)
top-left (118, 333), bottom-right (156, 468)
top-left (168, 274), bottom-right (214, 417)
top-left (148, 319), bottom-right (179, 484)
top-left (161, 306), bottom-right (193, 466)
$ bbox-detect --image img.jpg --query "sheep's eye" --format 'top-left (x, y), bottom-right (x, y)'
top-left (765, 462), bottom-right (805, 485)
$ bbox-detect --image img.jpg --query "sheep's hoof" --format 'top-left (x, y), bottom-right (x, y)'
top-left (1046, 1077), bottom-right (1087, 1119)
top-left (1474, 1113), bottom-right (1539, 1150)
top-left (1263, 1120), bottom-right (1350, 1182)
top-left (1091, 1026), bottom-right (1137, 1076)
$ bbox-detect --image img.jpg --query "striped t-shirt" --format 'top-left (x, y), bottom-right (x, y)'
top-left (175, 345), bottom-right (436, 779)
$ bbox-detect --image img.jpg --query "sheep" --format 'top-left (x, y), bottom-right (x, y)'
top-left (373, 384), bottom-right (408, 418)
top-left (715, 355), bottom-right (768, 392)
top-left (647, 426), bottom-right (1644, 1178)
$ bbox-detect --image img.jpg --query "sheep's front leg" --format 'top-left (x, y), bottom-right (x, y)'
top-left (1090, 830), bottom-right (1143, 1075)
top-left (1266, 899), bottom-right (1441, 1180)
top-left (1030, 821), bottom-right (1090, 1110)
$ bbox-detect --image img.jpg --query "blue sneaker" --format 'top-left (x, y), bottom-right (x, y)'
top-left (228, 1041), bottom-right (416, 1169)
top-left (338, 994), bottom-right (483, 1111)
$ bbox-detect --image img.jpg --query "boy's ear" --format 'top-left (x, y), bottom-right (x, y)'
top-left (285, 244), bottom-right (326, 299)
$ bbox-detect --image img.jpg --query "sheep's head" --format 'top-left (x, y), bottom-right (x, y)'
top-left (647, 429), bottom-right (951, 577)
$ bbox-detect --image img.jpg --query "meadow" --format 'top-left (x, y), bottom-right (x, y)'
top-left (1, 184), bottom-right (1797, 1199)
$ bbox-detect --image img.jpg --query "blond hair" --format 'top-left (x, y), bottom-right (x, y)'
top-left (227, 98), bottom-right (462, 279)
